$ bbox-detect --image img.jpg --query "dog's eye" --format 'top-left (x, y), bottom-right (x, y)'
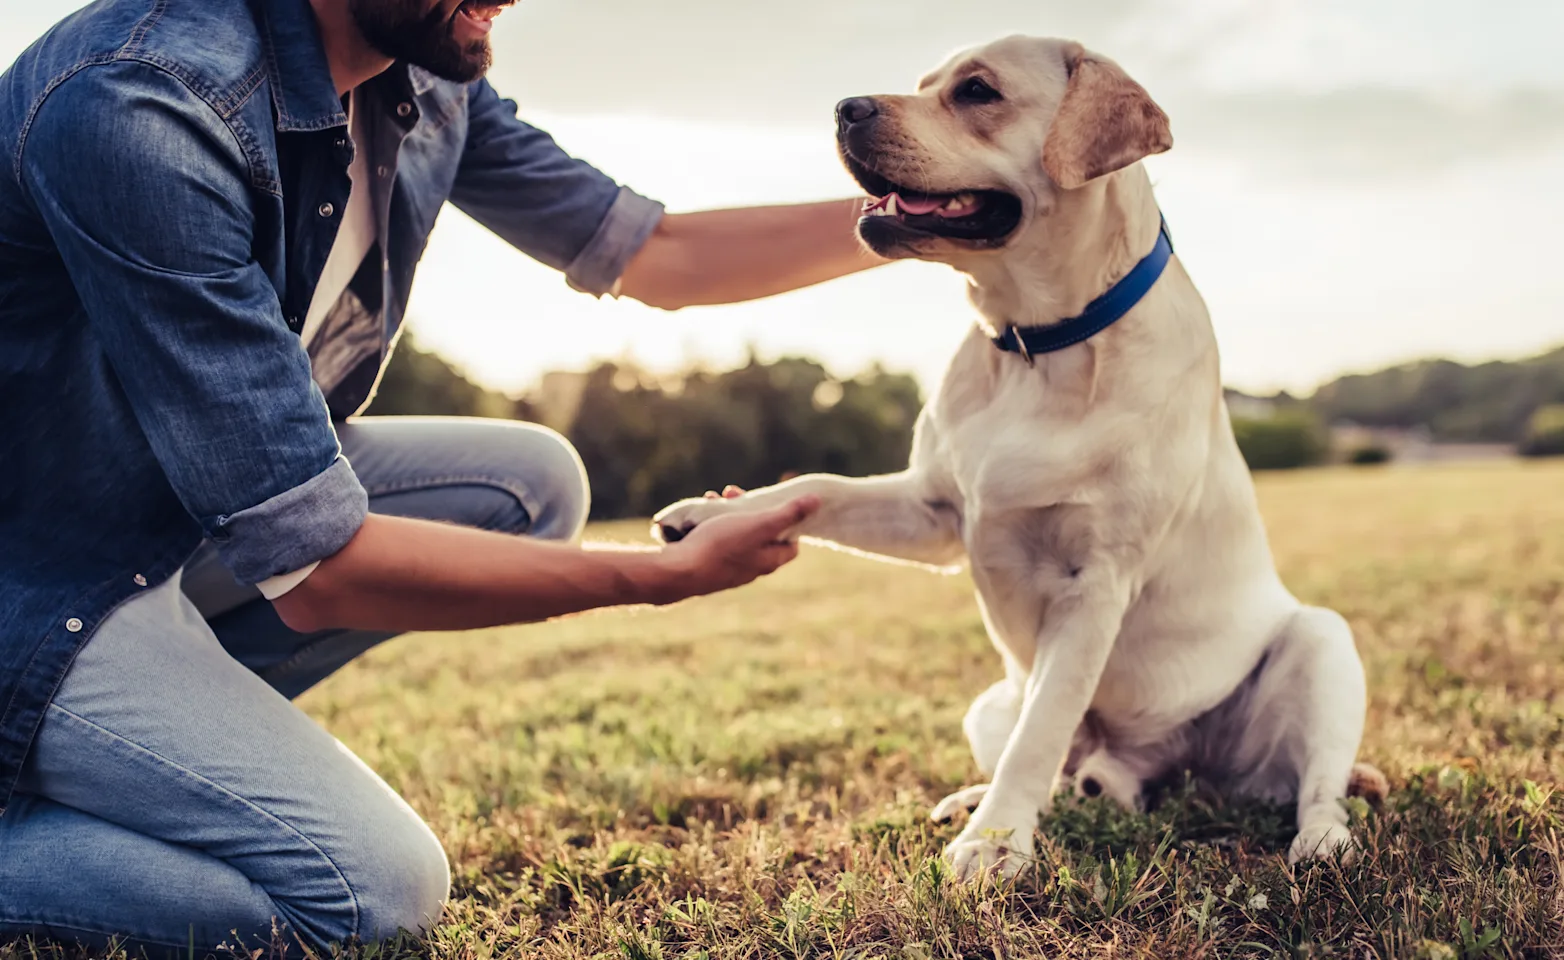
top-left (954, 77), bottom-right (1002, 105)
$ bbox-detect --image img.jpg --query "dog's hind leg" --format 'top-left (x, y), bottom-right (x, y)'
top-left (1222, 606), bottom-right (1370, 864)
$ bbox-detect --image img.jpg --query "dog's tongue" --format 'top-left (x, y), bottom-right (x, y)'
top-left (895, 193), bottom-right (946, 215)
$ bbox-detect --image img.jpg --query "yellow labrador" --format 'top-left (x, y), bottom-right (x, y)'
top-left (655, 36), bottom-right (1384, 879)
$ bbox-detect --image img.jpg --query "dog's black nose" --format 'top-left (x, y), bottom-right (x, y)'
top-left (836, 97), bottom-right (878, 129)
top-left (659, 523), bottom-right (687, 543)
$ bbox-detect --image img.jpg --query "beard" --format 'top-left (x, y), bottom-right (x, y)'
top-left (348, 0), bottom-right (493, 84)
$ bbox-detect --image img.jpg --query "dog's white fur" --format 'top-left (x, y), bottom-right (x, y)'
top-left (654, 36), bottom-right (1375, 879)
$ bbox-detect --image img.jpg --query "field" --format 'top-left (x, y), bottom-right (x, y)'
top-left (21, 461), bottom-right (1564, 959)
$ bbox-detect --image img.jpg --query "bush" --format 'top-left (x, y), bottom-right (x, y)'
top-left (368, 340), bottom-right (923, 520)
top-left (1519, 404), bottom-right (1564, 458)
top-left (1347, 444), bottom-right (1393, 466)
top-left (1231, 414), bottom-right (1328, 471)
top-left (366, 336), bottom-right (524, 420)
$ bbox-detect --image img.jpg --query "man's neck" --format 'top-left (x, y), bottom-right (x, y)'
top-left (308, 0), bottom-right (395, 96)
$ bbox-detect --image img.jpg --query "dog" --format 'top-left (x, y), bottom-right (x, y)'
top-left (654, 35), bottom-right (1385, 879)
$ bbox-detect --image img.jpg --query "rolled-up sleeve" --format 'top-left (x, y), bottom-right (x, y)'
top-left (21, 61), bottom-right (367, 584)
top-left (449, 79), bottom-right (664, 297)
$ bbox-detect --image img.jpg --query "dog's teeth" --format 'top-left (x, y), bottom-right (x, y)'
top-left (884, 194), bottom-right (899, 216)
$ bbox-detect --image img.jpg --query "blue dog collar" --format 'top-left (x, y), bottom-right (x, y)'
top-left (992, 216), bottom-right (1174, 362)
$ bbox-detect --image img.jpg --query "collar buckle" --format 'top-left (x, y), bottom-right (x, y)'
top-left (989, 213), bottom-right (1174, 364)
top-left (1012, 328), bottom-right (1035, 366)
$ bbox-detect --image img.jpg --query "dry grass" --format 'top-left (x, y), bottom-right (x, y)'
top-left (12, 461), bottom-right (1564, 959)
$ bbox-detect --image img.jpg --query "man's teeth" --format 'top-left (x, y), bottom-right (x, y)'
top-left (461, 1), bottom-right (504, 19)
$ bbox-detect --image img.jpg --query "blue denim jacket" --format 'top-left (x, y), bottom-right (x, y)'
top-left (0, 0), bottom-right (663, 812)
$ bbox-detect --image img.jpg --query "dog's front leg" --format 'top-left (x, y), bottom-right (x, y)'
top-left (653, 471), bottom-right (964, 568)
top-left (946, 569), bottom-right (1131, 880)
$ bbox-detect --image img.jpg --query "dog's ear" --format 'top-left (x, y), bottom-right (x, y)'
top-left (1042, 43), bottom-right (1172, 190)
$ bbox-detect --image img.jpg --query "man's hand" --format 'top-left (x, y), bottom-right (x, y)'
top-left (272, 497), bottom-right (817, 635)
top-left (618, 199), bottom-right (885, 310)
top-left (655, 495), bottom-right (819, 601)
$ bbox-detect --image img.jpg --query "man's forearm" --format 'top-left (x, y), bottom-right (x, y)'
top-left (618, 198), bottom-right (884, 310)
top-left (272, 513), bottom-right (677, 634)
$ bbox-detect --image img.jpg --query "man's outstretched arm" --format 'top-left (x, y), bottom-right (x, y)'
top-left (271, 496), bottom-right (819, 634)
top-left (617, 199), bottom-right (885, 310)
top-left (451, 82), bottom-right (884, 309)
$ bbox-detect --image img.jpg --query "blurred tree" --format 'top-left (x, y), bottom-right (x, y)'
top-left (1310, 345), bottom-right (1564, 443)
top-left (365, 335), bottom-right (529, 420)
top-left (557, 354), bottom-right (921, 519)
top-left (1346, 444), bottom-right (1393, 466)
top-left (1231, 413), bottom-right (1329, 471)
top-left (1519, 405), bottom-right (1564, 458)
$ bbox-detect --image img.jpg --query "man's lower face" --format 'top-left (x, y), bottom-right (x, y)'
top-left (349, 0), bottom-right (516, 84)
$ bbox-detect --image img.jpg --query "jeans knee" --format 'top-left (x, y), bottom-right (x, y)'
top-left (505, 424), bottom-right (590, 542)
top-left (345, 816), bottom-right (451, 943)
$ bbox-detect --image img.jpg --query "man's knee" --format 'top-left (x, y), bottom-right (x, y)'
top-left (360, 420), bottom-right (591, 543)
top-left (504, 423), bottom-right (590, 542)
top-left (346, 816), bottom-right (451, 944)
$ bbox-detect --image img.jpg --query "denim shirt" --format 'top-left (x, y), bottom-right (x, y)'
top-left (0, 0), bottom-right (664, 812)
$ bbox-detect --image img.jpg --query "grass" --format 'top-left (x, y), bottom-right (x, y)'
top-left (12, 460), bottom-right (1564, 958)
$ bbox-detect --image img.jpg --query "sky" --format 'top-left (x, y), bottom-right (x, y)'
top-left (7, 1), bottom-right (1564, 396)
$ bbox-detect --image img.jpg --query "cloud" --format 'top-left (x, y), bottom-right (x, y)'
top-left (484, 0), bottom-right (1152, 127)
top-left (10, 1), bottom-right (1562, 181)
top-left (482, 0), bottom-right (1564, 179)
top-left (1167, 87), bottom-right (1564, 179)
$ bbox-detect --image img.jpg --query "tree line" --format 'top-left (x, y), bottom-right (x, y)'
top-left (365, 338), bottom-right (1564, 518)
top-left (366, 339), bottom-right (919, 520)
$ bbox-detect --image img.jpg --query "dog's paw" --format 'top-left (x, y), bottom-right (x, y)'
top-left (651, 496), bottom-right (731, 544)
top-left (944, 811), bottom-right (1036, 881)
top-left (931, 784), bottom-right (990, 822)
top-left (1287, 822), bottom-right (1359, 865)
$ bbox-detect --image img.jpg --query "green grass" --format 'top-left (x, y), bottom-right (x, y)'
top-left (13, 461), bottom-right (1564, 958)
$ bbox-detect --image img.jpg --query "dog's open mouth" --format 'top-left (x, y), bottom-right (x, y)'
top-left (843, 155), bottom-right (1022, 246)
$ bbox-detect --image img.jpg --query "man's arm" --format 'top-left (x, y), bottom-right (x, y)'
top-left (23, 62), bottom-right (368, 584)
top-left (272, 496), bottom-right (819, 634)
top-left (450, 81), bottom-right (884, 309)
top-left (617, 199), bottom-right (885, 311)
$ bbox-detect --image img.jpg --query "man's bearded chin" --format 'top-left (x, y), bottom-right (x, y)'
top-left (348, 0), bottom-right (493, 84)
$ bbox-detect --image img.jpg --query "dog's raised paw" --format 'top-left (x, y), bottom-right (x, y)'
top-left (931, 784), bottom-right (990, 822)
top-left (651, 498), bottom-right (721, 543)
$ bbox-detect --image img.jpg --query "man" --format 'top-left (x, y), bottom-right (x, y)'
top-left (0, 0), bottom-right (879, 950)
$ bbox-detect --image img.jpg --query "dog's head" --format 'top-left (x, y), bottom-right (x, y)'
top-left (836, 36), bottom-right (1172, 261)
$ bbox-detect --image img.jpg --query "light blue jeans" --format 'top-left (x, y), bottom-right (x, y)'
top-left (0, 418), bottom-right (590, 954)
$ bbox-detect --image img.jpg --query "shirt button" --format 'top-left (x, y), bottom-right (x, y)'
top-left (318, 202), bottom-right (335, 218)
top-left (396, 102), bottom-right (413, 118)
top-left (65, 618), bottom-right (83, 633)
top-left (133, 574), bottom-right (148, 587)
top-left (376, 165), bottom-right (390, 178)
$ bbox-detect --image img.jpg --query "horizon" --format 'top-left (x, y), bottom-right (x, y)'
top-left (7, 1), bottom-right (1562, 396)
top-left (408, 326), bottom-right (1564, 405)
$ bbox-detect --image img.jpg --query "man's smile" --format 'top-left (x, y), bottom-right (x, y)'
top-left (453, 0), bottom-right (514, 37)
